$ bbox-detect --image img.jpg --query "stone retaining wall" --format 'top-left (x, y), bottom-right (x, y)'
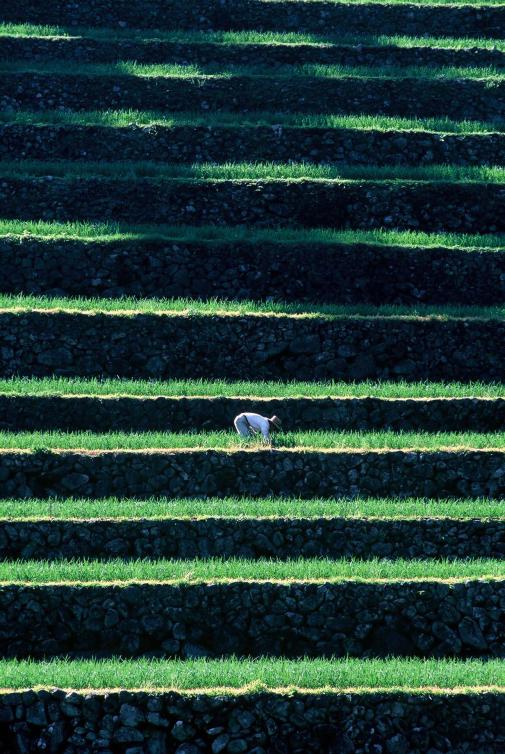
top-left (2, 74), bottom-right (503, 120)
top-left (2, 236), bottom-right (505, 305)
top-left (3, 516), bottom-right (505, 560)
top-left (2, 395), bottom-right (505, 432)
top-left (2, 178), bottom-right (505, 233)
top-left (1, 312), bottom-right (504, 381)
top-left (2, 579), bottom-right (504, 659)
top-left (2, 37), bottom-right (505, 69)
top-left (1, 688), bottom-right (503, 754)
top-left (2, 0), bottom-right (504, 37)
top-left (0, 450), bottom-right (503, 499)
top-left (4, 124), bottom-right (505, 168)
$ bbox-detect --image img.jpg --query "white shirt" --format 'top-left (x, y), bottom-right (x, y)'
top-left (240, 413), bottom-right (271, 440)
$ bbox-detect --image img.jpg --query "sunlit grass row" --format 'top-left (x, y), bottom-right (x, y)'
top-left (2, 429), bottom-right (505, 450)
top-left (2, 496), bottom-right (504, 520)
top-left (3, 25), bottom-right (505, 50)
top-left (2, 220), bottom-right (505, 249)
top-left (0, 294), bottom-right (503, 320)
top-left (2, 557), bottom-right (505, 583)
top-left (3, 110), bottom-right (503, 135)
top-left (2, 657), bottom-right (505, 693)
top-left (2, 376), bottom-right (505, 399)
top-left (4, 60), bottom-right (504, 80)
top-left (5, 160), bottom-right (505, 183)
top-left (265, 0), bottom-right (505, 5)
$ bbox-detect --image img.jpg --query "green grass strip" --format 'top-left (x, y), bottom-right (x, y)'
top-left (2, 26), bottom-right (505, 52)
top-left (2, 109), bottom-right (502, 135)
top-left (286, 0), bottom-right (505, 6)
top-left (4, 159), bottom-right (505, 183)
top-left (3, 60), bottom-right (504, 81)
top-left (0, 293), bottom-right (502, 319)
top-left (281, 0), bottom-right (505, 5)
top-left (1, 376), bottom-right (505, 399)
top-left (1, 430), bottom-right (505, 450)
top-left (1, 220), bottom-right (504, 249)
top-left (1, 25), bottom-right (324, 42)
top-left (1, 496), bottom-right (503, 521)
top-left (2, 657), bottom-right (505, 693)
top-left (2, 557), bottom-right (505, 584)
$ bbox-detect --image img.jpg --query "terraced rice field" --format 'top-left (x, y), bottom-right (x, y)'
top-left (1, 0), bottom-right (505, 750)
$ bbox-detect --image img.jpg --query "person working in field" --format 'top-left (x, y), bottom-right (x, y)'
top-left (234, 412), bottom-right (282, 445)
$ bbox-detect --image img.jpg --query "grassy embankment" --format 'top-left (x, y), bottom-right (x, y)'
top-left (2, 657), bottom-right (505, 693)
top-left (1, 221), bottom-right (505, 247)
top-left (3, 60), bottom-right (505, 80)
top-left (3, 25), bottom-right (505, 50)
top-left (0, 293), bottom-right (503, 318)
top-left (2, 557), bottom-right (505, 583)
top-left (3, 376), bottom-right (505, 399)
top-left (2, 110), bottom-right (504, 134)
top-left (4, 160), bottom-right (505, 182)
top-left (0, 429), bottom-right (505, 450)
top-left (1, 496), bottom-right (504, 520)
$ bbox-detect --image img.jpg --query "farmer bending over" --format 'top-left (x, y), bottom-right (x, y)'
top-left (234, 412), bottom-right (282, 445)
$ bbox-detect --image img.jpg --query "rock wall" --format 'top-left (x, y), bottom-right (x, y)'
top-left (0, 449), bottom-right (504, 499)
top-left (2, 74), bottom-right (503, 120)
top-left (2, 0), bottom-right (504, 37)
top-left (3, 124), bottom-right (505, 168)
top-left (1, 580), bottom-right (503, 658)
top-left (2, 177), bottom-right (505, 232)
top-left (2, 395), bottom-right (505, 432)
top-left (2, 236), bottom-right (504, 305)
top-left (1, 688), bottom-right (504, 754)
top-left (1, 312), bottom-right (504, 381)
top-left (3, 516), bottom-right (505, 560)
